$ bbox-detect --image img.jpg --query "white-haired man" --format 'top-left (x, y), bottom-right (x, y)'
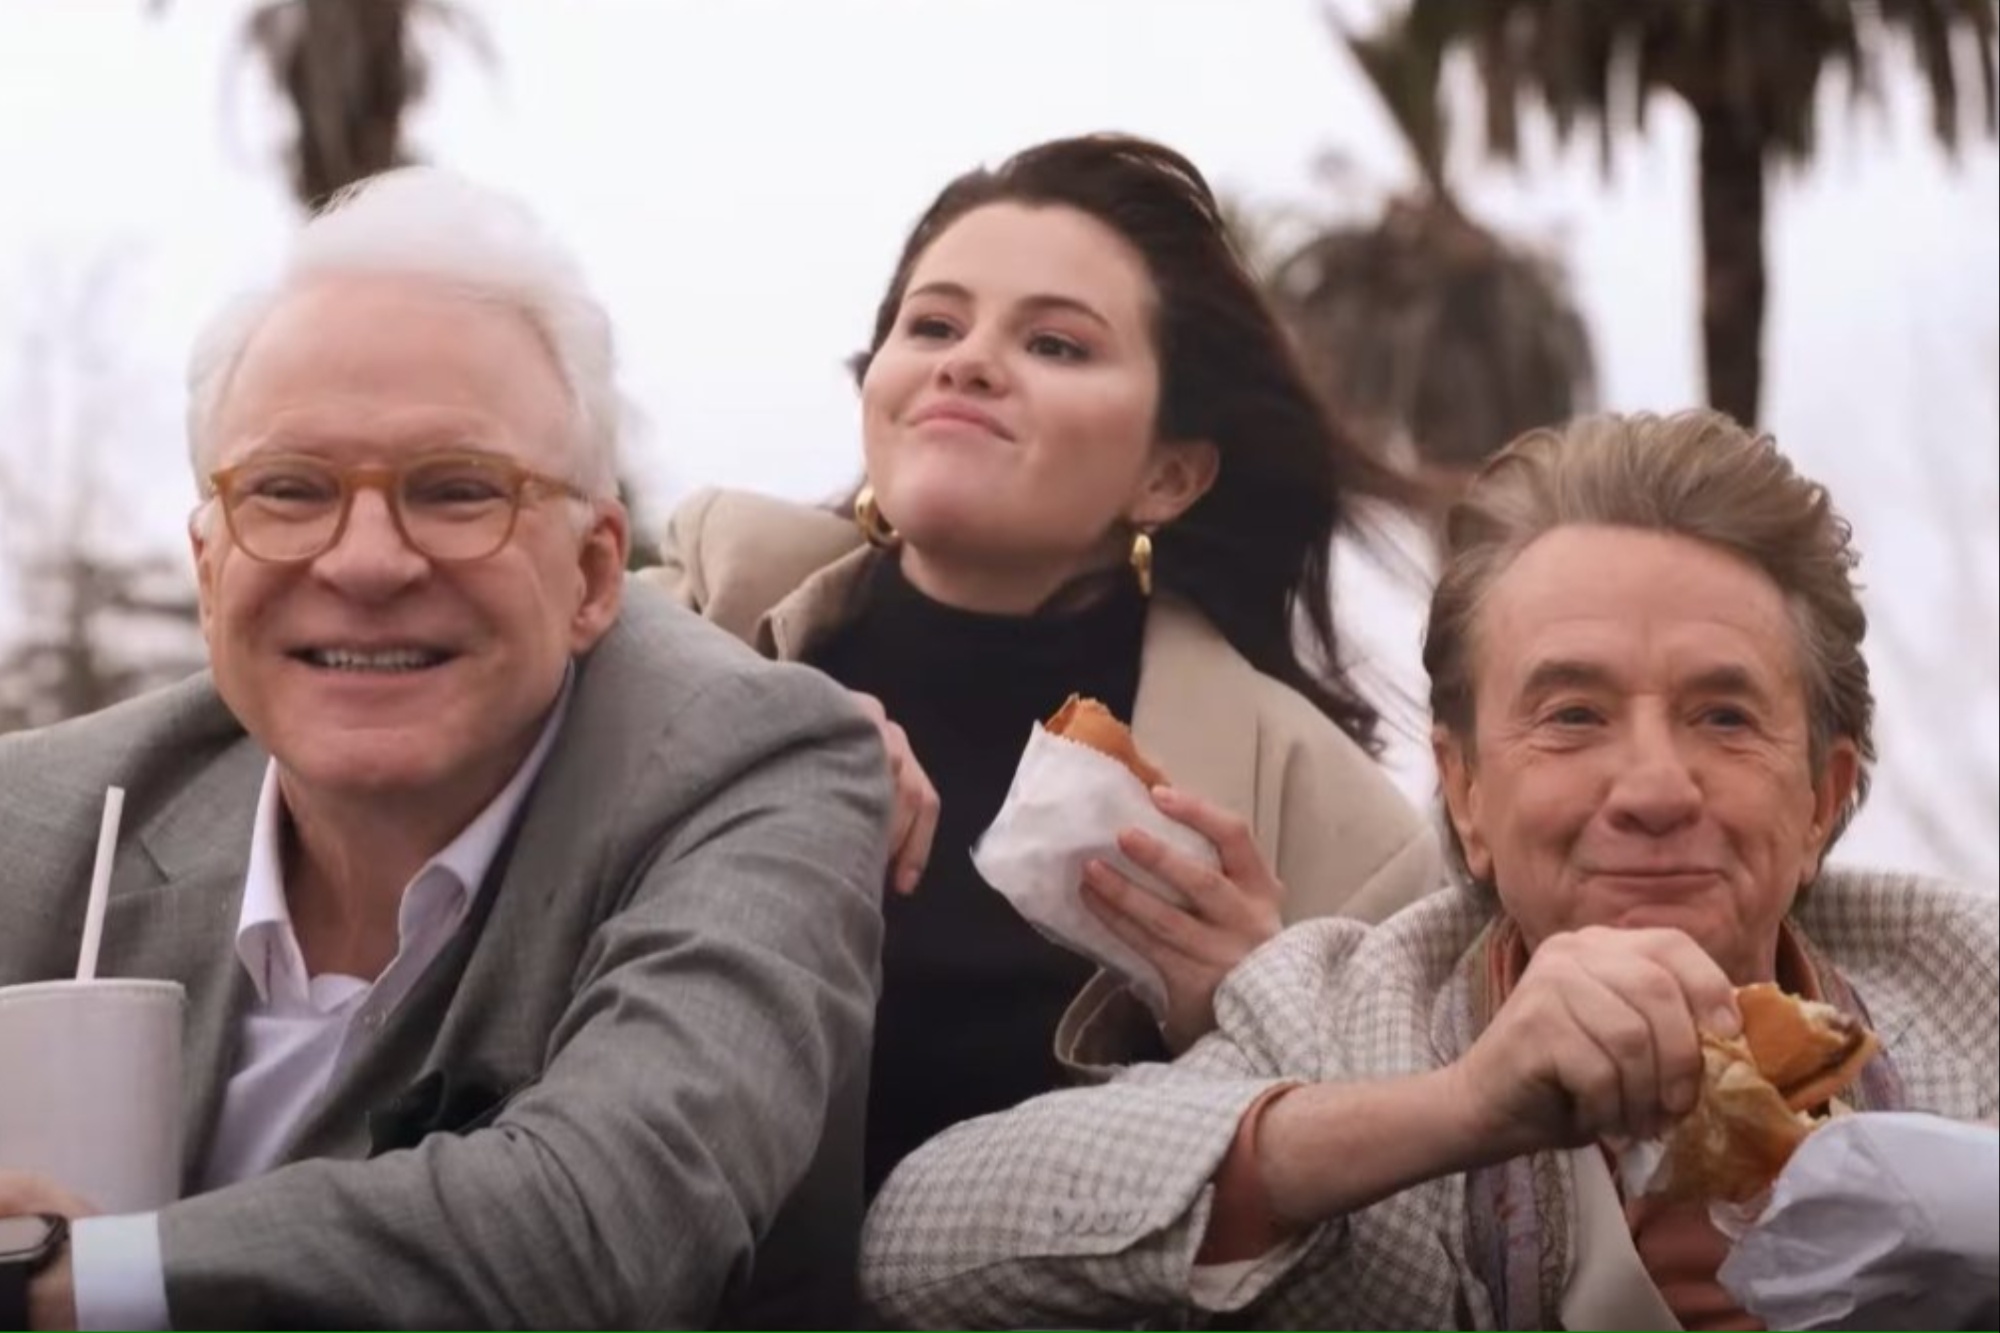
top-left (0, 169), bottom-right (891, 1329)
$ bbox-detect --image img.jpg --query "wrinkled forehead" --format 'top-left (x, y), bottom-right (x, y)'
top-left (214, 406), bottom-right (556, 470)
top-left (211, 275), bottom-right (579, 472)
top-left (1467, 525), bottom-right (1810, 711)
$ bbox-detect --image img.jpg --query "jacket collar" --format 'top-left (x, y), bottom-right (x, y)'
top-left (110, 712), bottom-right (265, 1193)
top-left (757, 544), bottom-right (873, 661)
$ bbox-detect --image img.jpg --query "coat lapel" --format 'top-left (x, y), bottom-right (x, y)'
top-left (1560, 1146), bottom-right (1684, 1331)
top-left (758, 545), bottom-right (874, 661)
top-left (1129, 596), bottom-right (1262, 833)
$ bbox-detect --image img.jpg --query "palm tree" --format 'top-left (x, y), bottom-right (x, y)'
top-left (1397, 0), bottom-right (1998, 427)
top-left (225, 0), bottom-right (493, 209)
top-left (1257, 8), bottom-right (1598, 488)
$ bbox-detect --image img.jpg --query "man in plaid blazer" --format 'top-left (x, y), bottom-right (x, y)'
top-left (859, 411), bottom-right (2000, 1330)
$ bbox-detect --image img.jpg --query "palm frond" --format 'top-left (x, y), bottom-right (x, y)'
top-left (1268, 197), bottom-right (1597, 473)
top-left (1402, 0), bottom-right (1997, 167)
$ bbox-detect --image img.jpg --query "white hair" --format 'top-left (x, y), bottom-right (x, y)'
top-left (186, 166), bottom-right (624, 499)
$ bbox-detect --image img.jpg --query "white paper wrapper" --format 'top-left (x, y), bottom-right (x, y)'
top-left (1614, 1135), bottom-right (1771, 1238)
top-left (970, 723), bottom-right (1220, 1016)
top-left (1717, 1112), bottom-right (2000, 1330)
top-left (1614, 1136), bottom-right (1669, 1200)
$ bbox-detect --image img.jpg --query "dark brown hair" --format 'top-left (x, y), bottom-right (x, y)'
top-left (853, 133), bottom-right (1421, 749)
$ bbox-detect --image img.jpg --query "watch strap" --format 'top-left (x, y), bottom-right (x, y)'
top-left (0, 1259), bottom-right (31, 1332)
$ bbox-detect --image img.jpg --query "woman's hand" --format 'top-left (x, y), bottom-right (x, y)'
top-left (848, 691), bottom-right (939, 896)
top-left (1079, 786), bottom-right (1284, 1053)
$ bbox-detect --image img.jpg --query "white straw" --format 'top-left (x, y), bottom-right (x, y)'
top-left (76, 785), bottom-right (125, 982)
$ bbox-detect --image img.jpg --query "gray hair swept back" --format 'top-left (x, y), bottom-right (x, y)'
top-left (1423, 408), bottom-right (1876, 877)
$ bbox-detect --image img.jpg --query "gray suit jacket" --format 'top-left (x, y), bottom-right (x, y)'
top-left (0, 583), bottom-right (892, 1329)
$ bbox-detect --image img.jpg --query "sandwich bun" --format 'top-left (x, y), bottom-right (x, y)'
top-left (1654, 983), bottom-right (1879, 1203)
top-left (1045, 695), bottom-right (1169, 789)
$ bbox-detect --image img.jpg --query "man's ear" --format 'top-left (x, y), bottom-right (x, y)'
top-left (1132, 439), bottom-right (1219, 528)
top-left (1801, 736), bottom-right (1861, 883)
top-left (188, 509), bottom-right (218, 642)
top-left (1433, 725), bottom-right (1492, 883)
top-left (568, 500), bottom-right (630, 654)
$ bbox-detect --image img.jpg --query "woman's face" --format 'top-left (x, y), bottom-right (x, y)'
top-left (860, 201), bottom-right (1213, 611)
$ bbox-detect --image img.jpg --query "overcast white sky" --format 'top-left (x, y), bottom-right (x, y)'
top-left (1, 0), bottom-right (1995, 886)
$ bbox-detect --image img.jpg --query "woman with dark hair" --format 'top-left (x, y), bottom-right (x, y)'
top-left (643, 133), bottom-right (1439, 1194)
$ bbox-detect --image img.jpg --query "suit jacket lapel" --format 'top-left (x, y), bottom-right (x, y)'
top-left (276, 876), bottom-right (509, 1164)
top-left (107, 737), bottom-right (265, 1195)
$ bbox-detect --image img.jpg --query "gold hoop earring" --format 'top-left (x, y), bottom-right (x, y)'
top-left (1129, 528), bottom-right (1155, 598)
top-left (854, 485), bottom-right (897, 549)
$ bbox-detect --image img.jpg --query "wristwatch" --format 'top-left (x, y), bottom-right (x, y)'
top-left (0, 1213), bottom-right (68, 1332)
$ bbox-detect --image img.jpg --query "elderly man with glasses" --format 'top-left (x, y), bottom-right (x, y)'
top-left (0, 170), bottom-right (891, 1330)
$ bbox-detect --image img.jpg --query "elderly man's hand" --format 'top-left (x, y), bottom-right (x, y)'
top-left (0, 1171), bottom-right (95, 1331)
top-left (1446, 926), bottom-right (1739, 1159)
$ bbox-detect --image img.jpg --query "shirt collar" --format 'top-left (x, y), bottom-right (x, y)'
top-left (234, 667), bottom-right (575, 1004)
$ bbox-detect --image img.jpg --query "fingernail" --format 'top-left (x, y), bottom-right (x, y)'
top-left (1665, 1078), bottom-right (1698, 1115)
top-left (1705, 1004), bottom-right (1741, 1037)
top-left (896, 866), bottom-right (921, 895)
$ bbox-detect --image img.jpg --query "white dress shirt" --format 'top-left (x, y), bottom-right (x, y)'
top-left (70, 680), bottom-right (571, 1331)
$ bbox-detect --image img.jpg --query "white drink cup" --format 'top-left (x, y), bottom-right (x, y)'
top-left (0, 978), bottom-right (184, 1213)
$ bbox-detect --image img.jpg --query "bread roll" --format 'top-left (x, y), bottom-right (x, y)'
top-left (1653, 983), bottom-right (1879, 1203)
top-left (1045, 694), bottom-right (1168, 788)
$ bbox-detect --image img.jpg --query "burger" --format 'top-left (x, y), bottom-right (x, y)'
top-left (1656, 982), bottom-right (1879, 1203)
top-left (1045, 695), bottom-right (1168, 788)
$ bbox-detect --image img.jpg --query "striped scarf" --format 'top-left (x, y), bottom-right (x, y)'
top-left (1457, 915), bottom-right (1907, 1330)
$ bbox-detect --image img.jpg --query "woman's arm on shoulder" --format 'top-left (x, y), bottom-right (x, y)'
top-left (634, 486), bottom-right (724, 612)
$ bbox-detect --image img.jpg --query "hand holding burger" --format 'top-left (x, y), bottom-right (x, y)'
top-left (1656, 983), bottom-right (1879, 1203)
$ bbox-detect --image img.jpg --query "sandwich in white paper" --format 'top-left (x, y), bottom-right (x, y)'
top-left (1718, 1112), bottom-right (1999, 1330)
top-left (1616, 982), bottom-right (1880, 1208)
top-left (971, 696), bottom-right (1219, 1016)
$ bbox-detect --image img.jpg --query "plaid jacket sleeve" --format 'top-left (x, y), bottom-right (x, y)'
top-left (858, 917), bottom-right (1374, 1330)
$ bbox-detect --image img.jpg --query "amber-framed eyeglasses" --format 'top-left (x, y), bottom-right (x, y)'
top-left (203, 452), bottom-right (594, 565)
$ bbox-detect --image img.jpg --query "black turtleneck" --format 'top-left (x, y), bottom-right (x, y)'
top-left (807, 553), bottom-right (1151, 1197)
